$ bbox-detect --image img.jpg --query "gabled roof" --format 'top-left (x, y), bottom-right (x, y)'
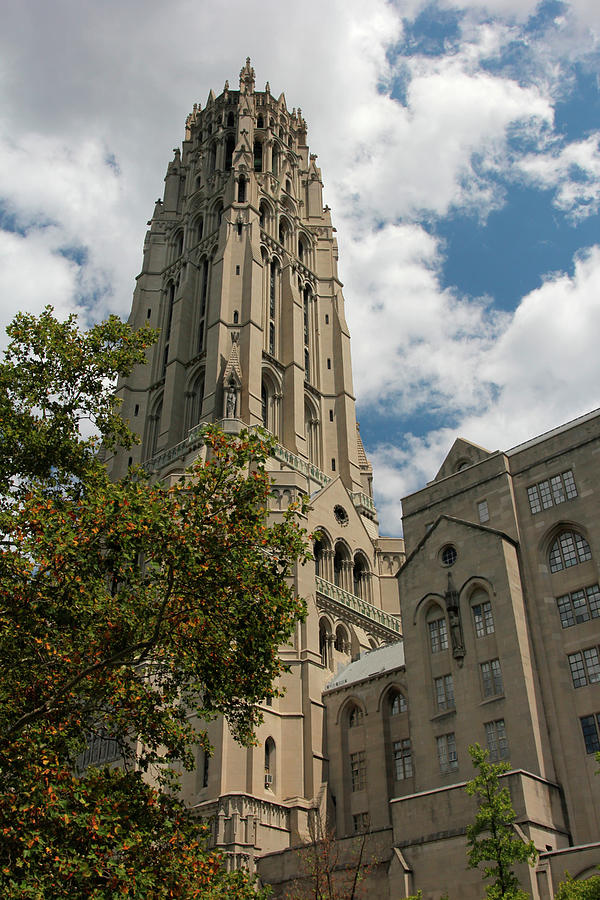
top-left (399, 514), bottom-right (517, 573)
top-left (432, 437), bottom-right (494, 482)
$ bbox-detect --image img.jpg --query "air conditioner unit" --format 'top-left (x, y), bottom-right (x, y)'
top-left (264, 774), bottom-right (273, 787)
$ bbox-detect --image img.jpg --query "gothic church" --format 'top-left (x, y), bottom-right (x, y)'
top-left (109, 61), bottom-right (600, 899)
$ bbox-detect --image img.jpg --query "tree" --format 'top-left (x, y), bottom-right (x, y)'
top-left (555, 873), bottom-right (600, 899)
top-left (0, 307), bottom-right (308, 897)
top-left (283, 809), bottom-right (373, 900)
top-left (465, 744), bottom-right (537, 900)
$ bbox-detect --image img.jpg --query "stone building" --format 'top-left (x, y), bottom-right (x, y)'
top-left (109, 61), bottom-right (600, 898)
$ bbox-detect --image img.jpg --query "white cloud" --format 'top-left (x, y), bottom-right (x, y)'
top-left (370, 245), bottom-right (600, 533)
top-left (518, 133), bottom-right (600, 220)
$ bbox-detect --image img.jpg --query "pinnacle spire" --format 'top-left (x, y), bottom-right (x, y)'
top-left (239, 57), bottom-right (255, 94)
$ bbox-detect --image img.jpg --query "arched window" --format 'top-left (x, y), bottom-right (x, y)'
top-left (278, 217), bottom-right (289, 247)
top-left (314, 539), bottom-right (323, 577)
top-left (272, 145), bottom-right (279, 176)
top-left (549, 530), bottom-right (592, 573)
top-left (259, 202), bottom-right (266, 229)
top-left (257, 114), bottom-right (264, 129)
top-left (334, 545), bottom-right (349, 588)
top-left (188, 371), bottom-right (205, 429)
top-left (197, 259), bottom-right (209, 353)
top-left (348, 705), bottom-right (363, 728)
top-left (334, 625), bottom-right (348, 653)
top-left (194, 216), bottom-right (204, 243)
top-left (148, 396), bottom-right (163, 458)
top-left (269, 117), bottom-right (274, 128)
top-left (390, 691), bottom-right (407, 715)
top-left (225, 135), bottom-right (235, 170)
top-left (164, 281), bottom-right (175, 340)
top-left (353, 554), bottom-right (369, 599)
top-left (208, 142), bottom-right (217, 173)
top-left (233, 310), bottom-right (239, 325)
top-left (298, 238), bottom-right (305, 261)
top-left (227, 111), bottom-right (235, 127)
top-left (237, 175), bottom-right (246, 203)
top-left (254, 140), bottom-right (263, 172)
top-left (214, 202), bottom-right (223, 228)
top-left (174, 231), bottom-right (183, 259)
top-left (286, 178), bottom-right (291, 194)
top-left (264, 737), bottom-right (275, 789)
top-left (319, 618), bottom-right (331, 667)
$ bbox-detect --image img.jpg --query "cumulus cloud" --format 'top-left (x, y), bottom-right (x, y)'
top-left (1, 0), bottom-right (599, 540)
top-left (518, 133), bottom-right (600, 220)
top-left (370, 244), bottom-right (600, 533)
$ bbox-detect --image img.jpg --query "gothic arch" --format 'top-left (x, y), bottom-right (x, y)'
top-left (353, 550), bottom-right (371, 601)
top-left (259, 198), bottom-right (275, 233)
top-left (186, 366), bottom-right (205, 430)
top-left (146, 393), bottom-right (164, 459)
top-left (278, 214), bottom-right (292, 250)
top-left (261, 364), bottom-right (282, 435)
top-left (304, 392), bottom-right (320, 467)
top-left (377, 683), bottom-right (408, 714)
top-left (319, 616), bottom-right (333, 668)
top-left (336, 695), bottom-right (366, 727)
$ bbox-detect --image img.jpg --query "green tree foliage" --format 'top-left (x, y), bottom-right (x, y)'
top-left (465, 744), bottom-right (537, 900)
top-left (0, 307), bottom-right (307, 897)
top-left (555, 873), bottom-right (600, 899)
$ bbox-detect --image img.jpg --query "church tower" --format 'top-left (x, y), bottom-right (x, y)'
top-left (109, 60), bottom-right (404, 869)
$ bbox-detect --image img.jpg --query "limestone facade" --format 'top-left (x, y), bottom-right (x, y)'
top-left (110, 61), bottom-right (600, 897)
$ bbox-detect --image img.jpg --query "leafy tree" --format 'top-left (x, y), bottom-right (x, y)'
top-left (465, 744), bottom-right (537, 900)
top-left (555, 873), bottom-right (600, 899)
top-left (0, 308), bottom-right (308, 897)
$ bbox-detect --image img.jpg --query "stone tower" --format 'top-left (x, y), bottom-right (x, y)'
top-left (108, 60), bottom-right (404, 869)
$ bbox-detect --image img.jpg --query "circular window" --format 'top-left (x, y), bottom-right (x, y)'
top-left (441, 545), bottom-right (457, 567)
top-left (333, 505), bottom-right (349, 526)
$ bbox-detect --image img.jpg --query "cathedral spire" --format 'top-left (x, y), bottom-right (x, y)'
top-left (239, 57), bottom-right (255, 94)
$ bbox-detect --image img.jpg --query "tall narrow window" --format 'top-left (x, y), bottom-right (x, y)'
top-left (225, 135), bottom-right (235, 170)
top-left (485, 719), bottom-right (509, 761)
top-left (264, 737), bottom-right (275, 789)
top-left (164, 282), bottom-right (175, 340)
top-left (428, 616), bottom-right (448, 653)
top-left (472, 597), bottom-right (495, 637)
top-left (437, 733), bottom-right (458, 773)
top-left (257, 114), bottom-right (264, 129)
top-left (272, 145), bottom-right (279, 176)
top-left (261, 383), bottom-right (268, 429)
top-left (238, 175), bottom-right (246, 203)
top-left (198, 260), bottom-right (209, 354)
top-left (435, 674), bottom-right (455, 711)
top-left (268, 261), bottom-right (277, 356)
top-left (253, 140), bottom-right (263, 172)
top-left (350, 751), bottom-right (366, 791)
top-left (303, 285), bottom-right (311, 382)
top-left (393, 740), bottom-right (413, 780)
top-left (481, 659), bottom-right (504, 697)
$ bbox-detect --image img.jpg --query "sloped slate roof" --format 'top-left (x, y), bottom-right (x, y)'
top-left (325, 641), bottom-right (404, 692)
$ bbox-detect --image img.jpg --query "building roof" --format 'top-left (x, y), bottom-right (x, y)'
top-left (506, 406), bottom-right (600, 456)
top-left (325, 641), bottom-right (404, 692)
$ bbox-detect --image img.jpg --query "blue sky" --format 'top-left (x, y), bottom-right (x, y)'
top-left (0, 0), bottom-right (599, 534)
